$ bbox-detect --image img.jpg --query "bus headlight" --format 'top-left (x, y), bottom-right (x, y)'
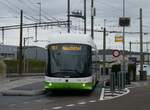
top-left (82, 84), bottom-right (86, 87)
top-left (49, 83), bottom-right (52, 86)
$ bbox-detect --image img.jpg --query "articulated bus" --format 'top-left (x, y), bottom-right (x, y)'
top-left (44, 34), bottom-right (100, 91)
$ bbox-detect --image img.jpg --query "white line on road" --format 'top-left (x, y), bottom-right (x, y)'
top-left (99, 88), bottom-right (105, 100)
top-left (52, 106), bottom-right (63, 109)
top-left (89, 100), bottom-right (97, 103)
top-left (103, 88), bottom-right (130, 101)
top-left (66, 104), bottom-right (75, 107)
top-left (78, 102), bottom-right (86, 105)
top-left (42, 108), bottom-right (49, 110)
top-left (143, 83), bottom-right (148, 86)
top-left (34, 99), bottom-right (43, 103)
top-left (23, 101), bottom-right (30, 104)
top-left (8, 104), bottom-right (16, 107)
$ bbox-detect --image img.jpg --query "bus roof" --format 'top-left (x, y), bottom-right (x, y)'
top-left (46, 33), bottom-right (96, 48)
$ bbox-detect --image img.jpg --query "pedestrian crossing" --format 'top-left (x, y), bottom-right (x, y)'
top-left (100, 87), bottom-right (130, 100)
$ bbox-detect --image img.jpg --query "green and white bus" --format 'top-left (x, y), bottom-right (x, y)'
top-left (44, 33), bottom-right (100, 91)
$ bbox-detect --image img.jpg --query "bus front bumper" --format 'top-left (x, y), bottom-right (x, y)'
top-left (44, 81), bottom-right (93, 90)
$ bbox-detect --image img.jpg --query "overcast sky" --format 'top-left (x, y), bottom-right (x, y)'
top-left (0, 0), bottom-right (150, 52)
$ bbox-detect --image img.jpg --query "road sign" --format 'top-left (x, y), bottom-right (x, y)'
top-left (112, 50), bottom-right (120, 57)
top-left (119, 17), bottom-right (130, 27)
top-left (115, 36), bottom-right (123, 42)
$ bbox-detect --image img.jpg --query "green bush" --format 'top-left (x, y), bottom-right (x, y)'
top-left (4, 59), bottom-right (46, 73)
top-left (0, 60), bottom-right (6, 77)
top-left (27, 59), bottom-right (46, 73)
top-left (4, 60), bottom-right (18, 73)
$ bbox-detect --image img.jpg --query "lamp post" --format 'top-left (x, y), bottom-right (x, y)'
top-left (23, 37), bottom-right (33, 72)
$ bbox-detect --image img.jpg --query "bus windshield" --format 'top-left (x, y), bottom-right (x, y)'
top-left (47, 44), bottom-right (92, 78)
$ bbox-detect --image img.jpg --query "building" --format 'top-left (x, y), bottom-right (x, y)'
top-left (0, 45), bottom-right (47, 61)
top-left (98, 49), bottom-right (150, 64)
top-left (24, 46), bottom-right (47, 61)
top-left (0, 45), bottom-right (17, 59)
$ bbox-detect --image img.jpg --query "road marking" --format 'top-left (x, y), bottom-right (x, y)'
top-left (34, 99), bottom-right (43, 103)
top-left (143, 83), bottom-right (147, 86)
top-left (89, 100), bottom-right (97, 103)
top-left (42, 108), bottom-right (49, 110)
top-left (103, 88), bottom-right (130, 101)
top-left (23, 101), bottom-right (30, 104)
top-left (8, 104), bottom-right (16, 107)
top-left (99, 88), bottom-right (105, 100)
top-left (78, 102), bottom-right (86, 105)
top-left (66, 104), bottom-right (75, 107)
top-left (52, 106), bottom-right (63, 109)
top-left (134, 82), bottom-right (141, 87)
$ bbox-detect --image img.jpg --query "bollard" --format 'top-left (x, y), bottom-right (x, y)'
top-left (110, 73), bottom-right (115, 94)
top-left (118, 72), bottom-right (122, 92)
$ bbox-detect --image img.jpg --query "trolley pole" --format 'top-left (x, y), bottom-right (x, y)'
top-left (19, 10), bottom-right (23, 75)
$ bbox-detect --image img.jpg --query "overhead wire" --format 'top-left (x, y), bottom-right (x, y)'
top-left (1, 0), bottom-right (38, 22)
top-left (17, 0), bottom-right (54, 22)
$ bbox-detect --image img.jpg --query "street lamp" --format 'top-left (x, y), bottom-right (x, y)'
top-left (23, 37), bottom-right (33, 72)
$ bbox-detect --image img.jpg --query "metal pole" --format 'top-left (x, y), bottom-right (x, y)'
top-left (122, 0), bottom-right (125, 89)
top-left (23, 38), bottom-right (26, 73)
top-left (67, 0), bottom-right (70, 33)
top-left (146, 43), bottom-right (150, 64)
top-left (140, 8), bottom-right (143, 70)
top-left (2, 27), bottom-right (4, 44)
top-left (19, 10), bottom-right (23, 75)
top-left (103, 19), bottom-right (106, 75)
top-left (146, 43), bottom-right (148, 64)
top-left (129, 41), bottom-right (131, 57)
top-left (84, 0), bottom-right (86, 34)
top-left (122, 0), bottom-right (125, 72)
top-left (37, 2), bottom-right (41, 24)
top-left (91, 0), bottom-right (94, 39)
top-left (35, 25), bottom-right (37, 42)
top-left (140, 8), bottom-right (144, 78)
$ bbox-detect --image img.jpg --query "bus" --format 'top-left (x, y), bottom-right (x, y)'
top-left (44, 33), bottom-right (100, 91)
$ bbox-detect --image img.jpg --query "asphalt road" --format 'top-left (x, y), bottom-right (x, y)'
top-left (0, 82), bottom-right (150, 110)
